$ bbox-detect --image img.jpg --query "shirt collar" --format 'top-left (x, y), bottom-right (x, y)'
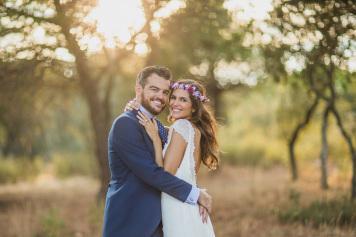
top-left (139, 105), bottom-right (154, 119)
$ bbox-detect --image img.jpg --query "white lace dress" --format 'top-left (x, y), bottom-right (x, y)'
top-left (161, 119), bottom-right (215, 237)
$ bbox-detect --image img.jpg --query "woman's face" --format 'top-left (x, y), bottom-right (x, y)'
top-left (169, 88), bottom-right (193, 120)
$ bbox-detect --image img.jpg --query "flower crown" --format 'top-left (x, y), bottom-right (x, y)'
top-left (170, 82), bottom-right (210, 103)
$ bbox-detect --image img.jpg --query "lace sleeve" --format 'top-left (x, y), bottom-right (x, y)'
top-left (171, 119), bottom-right (190, 142)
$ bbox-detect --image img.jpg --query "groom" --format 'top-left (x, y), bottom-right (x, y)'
top-left (102, 65), bottom-right (212, 237)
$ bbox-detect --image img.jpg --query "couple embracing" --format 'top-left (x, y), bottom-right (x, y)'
top-left (102, 65), bottom-right (219, 237)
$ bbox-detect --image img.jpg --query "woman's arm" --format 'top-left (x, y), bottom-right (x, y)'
top-left (162, 130), bottom-right (187, 175)
top-left (137, 112), bottom-right (188, 175)
top-left (152, 134), bottom-right (163, 167)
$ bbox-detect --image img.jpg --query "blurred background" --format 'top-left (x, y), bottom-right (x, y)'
top-left (0, 0), bottom-right (355, 236)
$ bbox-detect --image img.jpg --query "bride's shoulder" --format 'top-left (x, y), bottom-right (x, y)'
top-left (172, 119), bottom-right (191, 127)
top-left (172, 119), bottom-right (195, 131)
top-left (169, 119), bottom-right (192, 142)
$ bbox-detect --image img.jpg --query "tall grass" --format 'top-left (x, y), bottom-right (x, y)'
top-left (279, 195), bottom-right (356, 227)
top-left (37, 208), bottom-right (72, 237)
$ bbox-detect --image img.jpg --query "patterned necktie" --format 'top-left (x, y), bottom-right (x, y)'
top-left (155, 119), bottom-right (168, 146)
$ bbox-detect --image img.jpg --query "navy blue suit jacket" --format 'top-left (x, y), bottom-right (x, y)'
top-left (102, 111), bottom-right (193, 237)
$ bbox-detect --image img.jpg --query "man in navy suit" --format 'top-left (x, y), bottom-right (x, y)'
top-left (102, 66), bottom-right (212, 237)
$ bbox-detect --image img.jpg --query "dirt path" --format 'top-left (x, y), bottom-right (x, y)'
top-left (0, 165), bottom-right (354, 237)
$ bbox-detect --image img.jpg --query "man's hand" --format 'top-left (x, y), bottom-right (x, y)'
top-left (198, 189), bottom-right (212, 214)
top-left (199, 204), bottom-right (209, 223)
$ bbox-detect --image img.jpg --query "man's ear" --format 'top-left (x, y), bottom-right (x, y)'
top-left (135, 83), bottom-right (143, 102)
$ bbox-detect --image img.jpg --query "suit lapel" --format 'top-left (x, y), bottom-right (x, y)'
top-left (142, 131), bottom-right (155, 156)
top-left (127, 110), bottom-right (155, 157)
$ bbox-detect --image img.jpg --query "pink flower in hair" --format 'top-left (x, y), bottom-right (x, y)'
top-left (170, 82), bottom-right (210, 103)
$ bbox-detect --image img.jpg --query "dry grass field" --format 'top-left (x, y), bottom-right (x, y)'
top-left (0, 165), bottom-right (355, 237)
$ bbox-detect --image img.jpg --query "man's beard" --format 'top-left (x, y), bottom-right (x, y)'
top-left (141, 93), bottom-right (166, 116)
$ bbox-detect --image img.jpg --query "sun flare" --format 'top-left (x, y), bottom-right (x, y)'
top-left (88, 0), bottom-right (145, 45)
top-left (86, 0), bottom-right (185, 54)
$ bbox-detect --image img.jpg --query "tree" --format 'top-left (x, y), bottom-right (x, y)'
top-left (261, 0), bottom-right (356, 198)
top-left (144, 0), bottom-right (253, 120)
top-left (0, 59), bottom-right (78, 157)
top-left (0, 0), bottom-right (171, 199)
top-left (0, 60), bottom-right (45, 157)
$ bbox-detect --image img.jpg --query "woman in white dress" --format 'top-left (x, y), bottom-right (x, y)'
top-left (136, 79), bottom-right (219, 237)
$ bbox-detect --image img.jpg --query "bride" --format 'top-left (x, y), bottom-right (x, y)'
top-left (135, 79), bottom-right (218, 237)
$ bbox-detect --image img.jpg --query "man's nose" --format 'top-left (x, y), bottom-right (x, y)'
top-left (158, 90), bottom-right (169, 100)
top-left (156, 91), bottom-right (164, 99)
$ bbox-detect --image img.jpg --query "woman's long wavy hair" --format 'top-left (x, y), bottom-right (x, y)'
top-left (169, 79), bottom-right (219, 170)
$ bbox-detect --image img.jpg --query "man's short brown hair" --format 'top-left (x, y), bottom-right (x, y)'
top-left (136, 65), bottom-right (172, 87)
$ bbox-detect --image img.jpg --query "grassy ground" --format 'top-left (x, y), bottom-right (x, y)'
top-left (0, 165), bottom-right (354, 237)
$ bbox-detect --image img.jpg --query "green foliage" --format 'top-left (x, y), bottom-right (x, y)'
top-left (0, 157), bottom-right (43, 184)
top-left (53, 152), bottom-right (98, 179)
top-left (37, 208), bottom-right (71, 237)
top-left (221, 134), bottom-right (286, 168)
top-left (279, 196), bottom-right (356, 227)
top-left (219, 83), bottom-right (288, 168)
top-left (288, 189), bottom-right (301, 206)
top-left (0, 61), bottom-right (50, 157)
top-left (219, 80), bottom-right (354, 170)
top-left (264, 0), bottom-right (355, 76)
top-left (45, 96), bottom-right (91, 153)
top-left (156, 0), bottom-right (234, 75)
top-left (0, 61), bottom-right (87, 158)
top-left (275, 80), bottom-right (312, 139)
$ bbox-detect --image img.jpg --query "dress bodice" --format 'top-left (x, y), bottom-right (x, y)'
top-left (161, 119), bottom-right (216, 237)
top-left (163, 119), bottom-right (197, 185)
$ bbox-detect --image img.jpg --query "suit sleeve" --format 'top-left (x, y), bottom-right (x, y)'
top-left (112, 116), bottom-right (192, 202)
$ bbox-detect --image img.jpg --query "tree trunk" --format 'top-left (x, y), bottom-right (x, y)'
top-left (288, 95), bottom-right (319, 180)
top-left (207, 85), bottom-right (224, 120)
top-left (324, 64), bottom-right (356, 199)
top-left (353, 153), bottom-right (356, 199)
top-left (68, 36), bottom-right (110, 201)
top-left (320, 105), bottom-right (330, 189)
top-left (330, 106), bottom-right (356, 199)
top-left (54, 2), bottom-right (110, 200)
top-left (206, 62), bottom-right (225, 121)
top-left (3, 129), bottom-right (19, 156)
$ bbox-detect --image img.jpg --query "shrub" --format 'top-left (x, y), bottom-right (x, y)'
top-left (222, 145), bottom-right (265, 166)
top-left (53, 152), bottom-right (98, 179)
top-left (0, 157), bottom-right (43, 184)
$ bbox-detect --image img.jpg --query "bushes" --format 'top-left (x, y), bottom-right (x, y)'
top-left (0, 152), bottom-right (98, 184)
top-left (52, 152), bottom-right (98, 179)
top-left (220, 133), bottom-right (286, 168)
top-left (279, 194), bottom-right (356, 227)
top-left (0, 157), bottom-right (43, 184)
